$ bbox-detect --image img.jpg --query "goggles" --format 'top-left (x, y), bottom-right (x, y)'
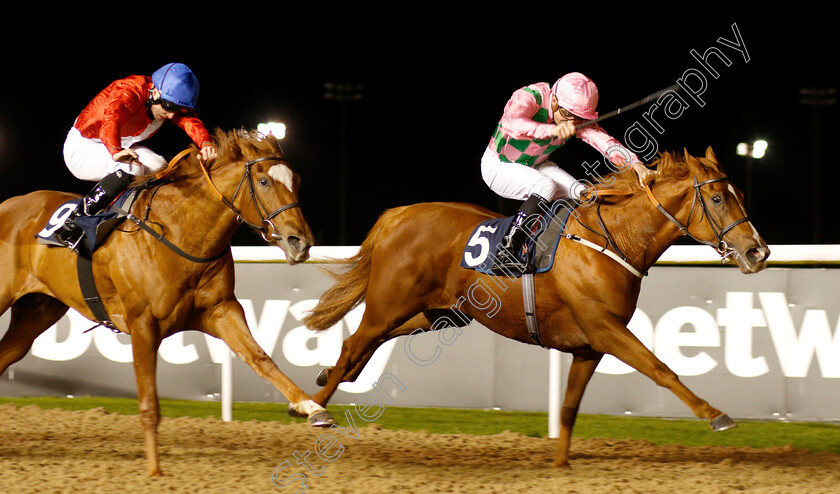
top-left (150, 97), bottom-right (189, 114)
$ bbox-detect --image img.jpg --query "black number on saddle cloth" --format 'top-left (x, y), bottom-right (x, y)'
top-left (460, 202), bottom-right (573, 277)
top-left (36, 191), bottom-right (137, 253)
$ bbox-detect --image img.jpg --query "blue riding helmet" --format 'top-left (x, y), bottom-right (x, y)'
top-left (151, 63), bottom-right (200, 110)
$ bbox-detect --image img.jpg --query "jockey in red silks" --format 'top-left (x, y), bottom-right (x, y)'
top-left (481, 72), bottom-right (654, 273)
top-left (56, 63), bottom-right (217, 248)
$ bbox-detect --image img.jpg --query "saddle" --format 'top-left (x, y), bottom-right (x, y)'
top-left (36, 188), bottom-right (140, 254)
top-left (460, 201), bottom-right (574, 277)
top-left (35, 188), bottom-right (141, 332)
top-left (33, 150), bottom-right (195, 332)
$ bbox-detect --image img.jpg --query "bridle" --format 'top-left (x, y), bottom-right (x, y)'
top-left (199, 156), bottom-right (301, 243)
top-left (120, 152), bottom-right (302, 264)
top-left (643, 176), bottom-right (751, 261)
top-left (570, 175), bottom-right (752, 277)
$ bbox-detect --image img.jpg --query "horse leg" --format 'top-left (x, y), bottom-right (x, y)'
top-left (553, 353), bottom-right (602, 468)
top-left (312, 305), bottom-right (423, 408)
top-left (586, 315), bottom-right (733, 429)
top-left (131, 323), bottom-right (167, 477)
top-left (128, 324), bottom-right (164, 477)
top-left (0, 294), bottom-right (69, 375)
top-left (317, 311), bottom-right (432, 387)
top-left (201, 300), bottom-right (335, 427)
top-left (312, 317), bottom-right (381, 407)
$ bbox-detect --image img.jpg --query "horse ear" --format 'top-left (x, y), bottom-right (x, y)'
top-left (705, 146), bottom-right (718, 163)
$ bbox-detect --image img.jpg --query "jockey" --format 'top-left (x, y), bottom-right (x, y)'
top-left (482, 72), bottom-right (654, 273)
top-left (55, 62), bottom-right (218, 248)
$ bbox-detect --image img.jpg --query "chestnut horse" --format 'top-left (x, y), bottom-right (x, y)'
top-left (0, 129), bottom-right (334, 477)
top-left (303, 147), bottom-right (770, 468)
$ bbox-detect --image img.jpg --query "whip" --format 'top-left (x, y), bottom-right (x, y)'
top-left (576, 83), bottom-right (682, 130)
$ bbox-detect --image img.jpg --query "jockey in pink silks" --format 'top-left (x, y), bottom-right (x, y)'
top-left (481, 72), bottom-right (654, 273)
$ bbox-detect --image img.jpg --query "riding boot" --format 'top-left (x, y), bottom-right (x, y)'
top-left (53, 171), bottom-right (132, 249)
top-left (491, 193), bottom-right (549, 275)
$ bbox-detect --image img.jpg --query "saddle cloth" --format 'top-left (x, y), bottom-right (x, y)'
top-left (36, 188), bottom-right (139, 253)
top-left (460, 201), bottom-right (574, 276)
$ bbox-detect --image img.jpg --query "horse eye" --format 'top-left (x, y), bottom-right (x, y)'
top-left (259, 177), bottom-right (270, 187)
top-left (712, 195), bottom-right (722, 205)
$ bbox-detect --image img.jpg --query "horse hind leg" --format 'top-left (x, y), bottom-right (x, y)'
top-left (312, 308), bottom-right (429, 407)
top-left (0, 294), bottom-right (69, 376)
top-left (314, 308), bottom-right (471, 405)
top-left (316, 311), bottom-right (435, 387)
top-left (312, 319), bottom-right (388, 406)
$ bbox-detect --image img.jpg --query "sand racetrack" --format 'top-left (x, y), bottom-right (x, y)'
top-left (1, 404), bottom-right (838, 493)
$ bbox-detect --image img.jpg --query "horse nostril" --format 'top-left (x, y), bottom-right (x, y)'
top-left (287, 236), bottom-right (303, 252)
top-left (748, 246), bottom-right (770, 263)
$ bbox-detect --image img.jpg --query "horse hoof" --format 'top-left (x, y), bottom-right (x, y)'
top-left (308, 410), bottom-right (337, 428)
top-left (316, 368), bottom-right (330, 387)
top-left (710, 414), bottom-right (737, 431)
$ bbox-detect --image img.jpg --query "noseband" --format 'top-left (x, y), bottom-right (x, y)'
top-left (644, 177), bottom-right (751, 261)
top-left (200, 156), bottom-right (301, 243)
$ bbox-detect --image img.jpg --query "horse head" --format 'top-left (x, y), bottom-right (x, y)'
top-left (655, 147), bottom-right (770, 274)
top-left (209, 130), bottom-right (314, 264)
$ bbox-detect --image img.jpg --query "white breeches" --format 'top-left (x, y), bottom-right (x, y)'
top-left (63, 127), bottom-right (167, 181)
top-left (481, 148), bottom-right (585, 201)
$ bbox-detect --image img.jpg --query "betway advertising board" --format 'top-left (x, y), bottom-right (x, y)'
top-left (2, 245), bottom-right (838, 421)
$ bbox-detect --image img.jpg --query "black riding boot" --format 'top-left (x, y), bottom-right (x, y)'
top-left (491, 193), bottom-right (549, 274)
top-left (54, 170), bottom-right (132, 249)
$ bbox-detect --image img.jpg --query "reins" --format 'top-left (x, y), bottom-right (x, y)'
top-left (641, 177), bottom-right (751, 260)
top-left (199, 156), bottom-right (301, 243)
top-left (153, 148), bottom-right (193, 181)
top-left (121, 150), bottom-right (301, 263)
top-left (569, 175), bottom-right (751, 277)
top-left (565, 187), bottom-right (645, 277)
top-left (117, 150), bottom-right (228, 263)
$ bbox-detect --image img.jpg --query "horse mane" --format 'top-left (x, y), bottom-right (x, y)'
top-left (130, 128), bottom-right (286, 186)
top-left (209, 128), bottom-right (287, 170)
top-left (592, 148), bottom-right (723, 200)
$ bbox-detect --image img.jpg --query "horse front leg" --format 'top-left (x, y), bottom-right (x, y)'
top-left (130, 327), bottom-right (163, 477)
top-left (553, 353), bottom-right (602, 468)
top-left (201, 300), bottom-right (335, 427)
top-left (585, 313), bottom-right (734, 429)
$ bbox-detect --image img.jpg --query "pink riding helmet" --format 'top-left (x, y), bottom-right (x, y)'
top-left (552, 72), bottom-right (599, 120)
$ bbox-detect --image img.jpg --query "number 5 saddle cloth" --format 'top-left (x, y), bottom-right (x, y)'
top-left (460, 201), bottom-right (574, 277)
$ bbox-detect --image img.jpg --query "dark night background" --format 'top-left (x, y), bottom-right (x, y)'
top-left (1, 13), bottom-right (836, 248)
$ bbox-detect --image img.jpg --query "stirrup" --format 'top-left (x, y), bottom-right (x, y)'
top-left (490, 248), bottom-right (532, 275)
top-left (53, 221), bottom-right (84, 251)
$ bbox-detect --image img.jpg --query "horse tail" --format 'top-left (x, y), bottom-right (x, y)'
top-left (303, 211), bottom-right (391, 332)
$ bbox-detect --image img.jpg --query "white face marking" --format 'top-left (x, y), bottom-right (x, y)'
top-left (268, 164), bottom-right (294, 192)
top-left (727, 183), bottom-right (762, 242)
